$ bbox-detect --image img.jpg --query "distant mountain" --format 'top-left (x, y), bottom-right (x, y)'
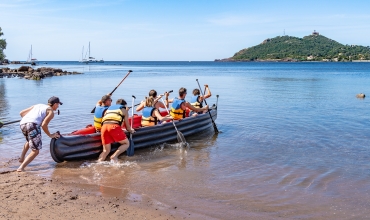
top-left (217, 31), bottom-right (370, 62)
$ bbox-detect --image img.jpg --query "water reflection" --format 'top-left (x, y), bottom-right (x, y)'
top-left (32, 79), bottom-right (43, 87)
top-left (0, 81), bottom-right (9, 118)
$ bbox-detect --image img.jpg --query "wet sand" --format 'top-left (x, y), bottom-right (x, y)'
top-left (0, 170), bottom-right (200, 219)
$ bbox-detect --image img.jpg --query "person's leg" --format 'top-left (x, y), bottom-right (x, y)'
top-left (98, 144), bottom-right (111, 162)
top-left (17, 149), bottom-right (39, 172)
top-left (19, 142), bottom-right (29, 163)
top-left (108, 124), bottom-right (129, 162)
top-left (99, 124), bottom-right (114, 162)
top-left (19, 124), bottom-right (30, 163)
top-left (18, 123), bottom-right (42, 171)
top-left (110, 139), bottom-right (129, 162)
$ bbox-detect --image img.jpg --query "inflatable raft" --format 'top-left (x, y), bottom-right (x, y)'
top-left (50, 106), bottom-right (217, 162)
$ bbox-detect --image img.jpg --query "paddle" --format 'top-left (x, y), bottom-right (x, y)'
top-left (196, 79), bottom-right (219, 133)
top-left (127, 95), bottom-right (135, 156)
top-left (153, 90), bottom-right (173, 106)
top-left (0, 120), bottom-right (21, 128)
top-left (160, 97), bottom-right (186, 144)
top-left (91, 70), bottom-right (133, 113)
top-left (127, 103), bottom-right (140, 110)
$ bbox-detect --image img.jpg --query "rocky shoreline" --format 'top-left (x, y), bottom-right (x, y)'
top-left (0, 66), bottom-right (82, 80)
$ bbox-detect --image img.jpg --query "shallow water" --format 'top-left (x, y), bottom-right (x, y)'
top-left (1, 61), bottom-right (370, 219)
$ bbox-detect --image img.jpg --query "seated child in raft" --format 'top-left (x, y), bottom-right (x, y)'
top-left (141, 97), bottom-right (173, 127)
top-left (136, 89), bottom-right (171, 112)
top-left (189, 84), bottom-right (212, 117)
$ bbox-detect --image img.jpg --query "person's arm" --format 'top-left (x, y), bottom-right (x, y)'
top-left (153, 109), bottom-right (172, 122)
top-left (201, 84), bottom-right (212, 101)
top-left (41, 108), bottom-right (60, 139)
top-left (184, 102), bottom-right (208, 113)
top-left (164, 92), bottom-right (169, 107)
top-left (122, 109), bottom-right (135, 133)
top-left (20, 105), bottom-right (34, 117)
top-left (136, 101), bottom-right (145, 111)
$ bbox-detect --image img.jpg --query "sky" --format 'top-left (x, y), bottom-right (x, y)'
top-left (1, 0), bottom-right (370, 61)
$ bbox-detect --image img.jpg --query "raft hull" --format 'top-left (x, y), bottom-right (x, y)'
top-left (50, 108), bottom-right (217, 162)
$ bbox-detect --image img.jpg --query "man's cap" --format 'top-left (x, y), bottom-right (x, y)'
top-left (48, 96), bottom-right (63, 105)
top-left (101, 95), bottom-right (112, 103)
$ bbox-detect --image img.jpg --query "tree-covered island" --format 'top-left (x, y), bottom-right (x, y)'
top-left (216, 31), bottom-right (370, 62)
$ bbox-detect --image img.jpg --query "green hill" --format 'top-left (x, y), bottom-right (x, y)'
top-left (217, 33), bottom-right (370, 62)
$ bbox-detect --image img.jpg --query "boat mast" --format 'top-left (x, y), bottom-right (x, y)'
top-left (27, 45), bottom-right (32, 62)
top-left (82, 46), bottom-right (84, 61)
top-left (89, 42), bottom-right (90, 58)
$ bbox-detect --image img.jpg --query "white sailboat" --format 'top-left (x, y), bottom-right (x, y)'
top-left (79, 42), bottom-right (104, 63)
top-left (26, 45), bottom-right (38, 65)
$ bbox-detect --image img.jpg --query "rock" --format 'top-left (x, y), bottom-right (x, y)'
top-left (43, 71), bottom-right (54, 77)
top-left (356, 93), bottom-right (366, 98)
top-left (1, 66), bottom-right (82, 80)
top-left (18, 66), bottom-right (29, 72)
top-left (17, 72), bottom-right (26, 77)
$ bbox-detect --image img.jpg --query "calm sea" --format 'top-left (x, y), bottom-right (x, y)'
top-left (1, 61), bottom-right (370, 219)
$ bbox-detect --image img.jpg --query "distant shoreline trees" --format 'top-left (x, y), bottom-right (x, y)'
top-left (217, 34), bottom-right (370, 62)
top-left (0, 27), bottom-right (7, 62)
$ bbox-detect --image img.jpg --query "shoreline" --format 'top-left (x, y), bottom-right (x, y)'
top-left (0, 66), bottom-right (82, 80)
top-left (214, 59), bottom-right (370, 62)
top-left (0, 170), bottom-right (201, 219)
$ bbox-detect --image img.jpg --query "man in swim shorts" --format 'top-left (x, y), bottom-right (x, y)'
top-left (18, 96), bottom-right (62, 172)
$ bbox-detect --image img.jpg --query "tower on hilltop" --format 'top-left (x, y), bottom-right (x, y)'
top-left (312, 30), bottom-right (319, 36)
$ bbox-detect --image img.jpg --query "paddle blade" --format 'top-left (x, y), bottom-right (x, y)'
top-left (177, 131), bottom-right (186, 144)
top-left (213, 121), bottom-right (219, 133)
top-left (127, 138), bottom-right (134, 156)
top-left (91, 107), bottom-right (96, 114)
top-left (0, 122), bottom-right (3, 128)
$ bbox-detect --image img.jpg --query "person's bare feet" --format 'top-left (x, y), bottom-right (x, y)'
top-left (16, 167), bottom-right (24, 172)
top-left (110, 157), bottom-right (118, 163)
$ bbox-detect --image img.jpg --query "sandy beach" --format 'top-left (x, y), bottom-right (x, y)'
top-left (0, 170), bottom-right (200, 219)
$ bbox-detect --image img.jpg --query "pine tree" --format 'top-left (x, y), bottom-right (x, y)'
top-left (0, 27), bottom-right (7, 62)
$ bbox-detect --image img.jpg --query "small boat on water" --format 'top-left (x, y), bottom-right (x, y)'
top-left (79, 42), bottom-right (104, 63)
top-left (25, 45), bottom-right (38, 65)
top-left (50, 106), bottom-right (218, 163)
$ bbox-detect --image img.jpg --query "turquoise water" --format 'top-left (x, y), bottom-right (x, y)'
top-left (1, 61), bottom-right (370, 219)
